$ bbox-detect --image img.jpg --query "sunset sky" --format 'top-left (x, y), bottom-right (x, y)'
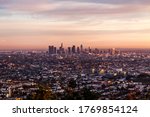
top-left (0, 0), bottom-right (150, 50)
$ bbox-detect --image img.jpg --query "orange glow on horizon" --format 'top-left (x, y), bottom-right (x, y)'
top-left (0, 0), bottom-right (150, 50)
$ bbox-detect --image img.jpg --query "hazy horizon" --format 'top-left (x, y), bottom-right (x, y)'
top-left (0, 0), bottom-right (150, 50)
top-left (0, 45), bottom-right (150, 51)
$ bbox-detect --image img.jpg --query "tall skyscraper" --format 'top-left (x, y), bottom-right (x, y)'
top-left (49, 45), bottom-right (57, 54)
top-left (80, 44), bottom-right (83, 52)
top-left (61, 43), bottom-right (63, 48)
top-left (54, 47), bottom-right (57, 54)
top-left (59, 43), bottom-right (65, 54)
top-left (49, 46), bottom-right (53, 54)
top-left (68, 47), bottom-right (71, 54)
top-left (111, 48), bottom-right (116, 55)
top-left (72, 45), bottom-right (76, 54)
top-left (77, 47), bottom-right (80, 54)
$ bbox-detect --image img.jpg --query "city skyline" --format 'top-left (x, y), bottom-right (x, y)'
top-left (0, 0), bottom-right (150, 50)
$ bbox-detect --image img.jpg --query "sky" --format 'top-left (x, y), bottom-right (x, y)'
top-left (0, 0), bottom-right (150, 50)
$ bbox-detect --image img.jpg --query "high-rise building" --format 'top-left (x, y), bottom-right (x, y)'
top-left (59, 43), bottom-right (65, 54)
top-left (72, 45), bottom-right (76, 53)
top-left (111, 48), bottom-right (116, 55)
top-left (49, 46), bottom-right (53, 54)
top-left (94, 48), bottom-right (99, 54)
top-left (77, 47), bottom-right (80, 54)
top-left (49, 45), bottom-right (57, 54)
top-left (89, 47), bottom-right (92, 53)
top-left (54, 47), bottom-right (57, 54)
top-left (80, 44), bottom-right (83, 52)
top-left (61, 43), bottom-right (63, 48)
top-left (68, 47), bottom-right (71, 54)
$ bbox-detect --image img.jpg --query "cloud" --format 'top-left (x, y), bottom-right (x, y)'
top-left (0, 0), bottom-right (150, 35)
top-left (0, 0), bottom-right (150, 18)
top-left (56, 0), bottom-right (150, 5)
top-left (0, 28), bottom-right (150, 37)
top-left (0, 0), bottom-right (149, 29)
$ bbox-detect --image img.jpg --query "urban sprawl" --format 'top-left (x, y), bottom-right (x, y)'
top-left (0, 43), bottom-right (150, 100)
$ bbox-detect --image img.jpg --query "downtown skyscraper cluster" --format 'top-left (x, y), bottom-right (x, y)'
top-left (48, 43), bottom-right (83, 55)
